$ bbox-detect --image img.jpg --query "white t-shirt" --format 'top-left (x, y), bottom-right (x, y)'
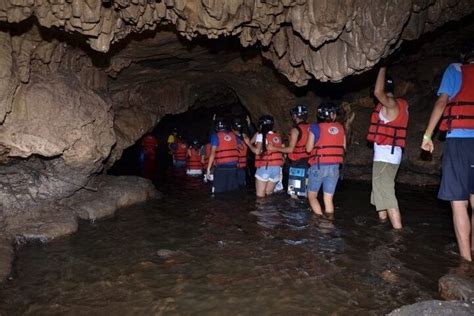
top-left (255, 131), bottom-right (275, 143)
top-left (373, 110), bottom-right (402, 165)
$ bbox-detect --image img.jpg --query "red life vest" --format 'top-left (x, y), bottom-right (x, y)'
top-left (440, 64), bottom-right (474, 131)
top-left (288, 122), bottom-right (311, 161)
top-left (173, 141), bottom-right (188, 161)
top-left (214, 132), bottom-right (239, 165)
top-left (237, 142), bottom-right (248, 168)
top-left (255, 132), bottom-right (284, 168)
top-left (309, 122), bottom-right (345, 166)
top-left (367, 98), bottom-right (409, 151)
top-left (186, 148), bottom-right (202, 170)
top-left (142, 135), bottom-right (158, 157)
top-left (203, 143), bottom-right (212, 167)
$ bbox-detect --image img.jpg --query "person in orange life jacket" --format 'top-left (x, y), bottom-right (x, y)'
top-left (201, 142), bottom-right (213, 182)
top-left (186, 139), bottom-right (203, 176)
top-left (421, 43), bottom-right (474, 261)
top-left (171, 134), bottom-right (188, 168)
top-left (141, 133), bottom-right (158, 178)
top-left (305, 102), bottom-right (345, 217)
top-left (268, 104), bottom-right (311, 199)
top-left (206, 117), bottom-right (240, 193)
top-left (244, 115), bottom-right (284, 197)
top-left (231, 117), bottom-right (250, 187)
top-left (367, 67), bottom-right (407, 229)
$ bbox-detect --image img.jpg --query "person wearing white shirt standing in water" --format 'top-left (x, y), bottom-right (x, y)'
top-left (367, 66), bottom-right (409, 229)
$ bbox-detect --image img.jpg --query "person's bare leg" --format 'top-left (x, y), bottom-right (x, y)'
top-left (256, 179), bottom-right (267, 198)
top-left (378, 210), bottom-right (388, 222)
top-left (451, 200), bottom-right (471, 261)
top-left (387, 208), bottom-right (402, 230)
top-left (323, 192), bottom-right (335, 214)
top-left (264, 181), bottom-right (277, 196)
top-left (308, 191), bottom-right (323, 216)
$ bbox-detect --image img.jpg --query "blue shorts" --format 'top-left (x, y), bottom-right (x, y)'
top-left (438, 138), bottom-right (474, 201)
top-left (174, 160), bottom-right (186, 168)
top-left (307, 164), bottom-right (340, 194)
top-left (255, 166), bottom-right (281, 183)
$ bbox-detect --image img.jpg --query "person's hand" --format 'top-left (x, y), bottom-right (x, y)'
top-left (243, 135), bottom-right (250, 145)
top-left (206, 169), bottom-right (211, 178)
top-left (212, 114), bottom-right (216, 121)
top-left (246, 115), bottom-right (251, 125)
top-left (421, 139), bottom-right (434, 153)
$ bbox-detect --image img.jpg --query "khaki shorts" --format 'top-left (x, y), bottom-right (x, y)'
top-left (370, 161), bottom-right (400, 211)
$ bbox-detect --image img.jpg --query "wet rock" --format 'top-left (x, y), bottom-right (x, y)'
top-left (0, 237), bottom-right (13, 282)
top-left (439, 274), bottom-right (474, 301)
top-left (388, 300), bottom-right (474, 316)
top-left (63, 176), bottom-right (160, 221)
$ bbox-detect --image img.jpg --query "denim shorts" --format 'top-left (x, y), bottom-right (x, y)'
top-left (255, 166), bottom-right (282, 183)
top-left (307, 164), bottom-right (339, 194)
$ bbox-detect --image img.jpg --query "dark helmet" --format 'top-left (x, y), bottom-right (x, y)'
top-left (258, 115), bottom-right (274, 131)
top-left (384, 75), bottom-right (394, 94)
top-left (317, 102), bottom-right (339, 121)
top-left (231, 117), bottom-right (243, 132)
top-left (461, 40), bottom-right (474, 63)
top-left (290, 104), bottom-right (308, 120)
top-left (172, 127), bottom-right (178, 134)
top-left (190, 139), bottom-right (200, 148)
top-left (214, 117), bottom-right (229, 132)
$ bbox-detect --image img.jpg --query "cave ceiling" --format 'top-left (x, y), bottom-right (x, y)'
top-left (1, 0), bottom-right (473, 86)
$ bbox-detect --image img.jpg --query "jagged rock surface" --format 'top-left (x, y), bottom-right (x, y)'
top-left (0, 0), bottom-right (473, 85)
top-left (388, 300), bottom-right (474, 316)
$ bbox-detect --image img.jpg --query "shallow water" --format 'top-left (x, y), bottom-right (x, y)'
top-left (0, 173), bottom-right (463, 315)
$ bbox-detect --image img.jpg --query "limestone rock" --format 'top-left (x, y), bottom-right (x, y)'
top-left (388, 300), bottom-right (474, 316)
top-left (439, 274), bottom-right (474, 301)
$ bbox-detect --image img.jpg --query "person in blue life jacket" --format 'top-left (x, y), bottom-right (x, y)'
top-left (206, 117), bottom-right (240, 193)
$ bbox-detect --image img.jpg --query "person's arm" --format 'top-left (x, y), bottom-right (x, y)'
top-left (306, 124), bottom-right (320, 153)
top-left (187, 148), bottom-right (192, 158)
top-left (374, 67), bottom-right (398, 109)
top-left (421, 93), bottom-right (449, 153)
top-left (243, 135), bottom-right (262, 155)
top-left (206, 146), bottom-right (216, 176)
top-left (268, 127), bottom-right (297, 153)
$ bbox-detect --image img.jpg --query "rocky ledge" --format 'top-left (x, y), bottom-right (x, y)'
top-left (388, 300), bottom-right (474, 316)
top-left (0, 175), bottom-right (160, 282)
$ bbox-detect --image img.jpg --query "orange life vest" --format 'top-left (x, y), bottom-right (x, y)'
top-left (288, 122), bottom-right (311, 161)
top-left (142, 135), bottom-right (158, 157)
top-left (186, 148), bottom-right (202, 170)
top-left (440, 63), bottom-right (474, 131)
top-left (203, 143), bottom-right (212, 168)
top-left (173, 141), bottom-right (188, 161)
top-left (255, 132), bottom-right (284, 168)
top-left (309, 122), bottom-right (345, 166)
top-left (214, 132), bottom-right (239, 165)
top-left (237, 142), bottom-right (248, 168)
top-left (367, 98), bottom-right (409, 152)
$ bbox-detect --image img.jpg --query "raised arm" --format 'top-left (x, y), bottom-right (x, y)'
top-left (374, 67), bottom-right (397, 109)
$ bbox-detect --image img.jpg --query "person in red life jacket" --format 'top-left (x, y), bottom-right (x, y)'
top-left (186, 139), bottom-right (203, 176)
top-left (305, 102), bottom-right (345, 218)
top-left (141, 133), bottom-right (158, 179)
top-left (231, 117), bottom-right (250, 187)
top-left (421, 43), bottom-right (474, 261)
top-left (367, 67), bottom-right (407, 229)
top-left (244, 115), bottom-right (284, 197)
top-left (268, 104), bottom-right (311, 199)
top-left (201, 142), bottom-right (213, 182)
top-left (206, 117), bottom-right (240, 193)
top-left (171, 134), bottom-right (188, 168)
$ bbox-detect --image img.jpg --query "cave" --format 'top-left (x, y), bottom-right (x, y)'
top-left (1, 1), bottom-right (474, 314)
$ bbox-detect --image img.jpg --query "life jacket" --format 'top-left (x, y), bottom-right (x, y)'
top-left (203, 143), bottom-right (212, 168)
top-left (186, 148), bottom-right (202, 170)
top-left (237, 142), bottom-right (248, 168)
top-left (367, 98), bottom-right (409, 153)
top-left (288, 122), bottom-right (311, 161)
top-left (173, 140), bottom-right (188, 161)
top-left (255, 132), bottom-right (284, 168)
top-left (214, 131), bottom-right (239, 165)
top-left (142, 135), bottom-right (158, 157)
top-left (308, 122), bottom-right (345, 166)
top-left (440, 63), bottom-right (474, 131)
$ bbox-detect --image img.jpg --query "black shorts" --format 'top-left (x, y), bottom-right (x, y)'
top-left (212, 166), bottom-right (239, 193)
top-left (438, 138), bottom-right (474, 201)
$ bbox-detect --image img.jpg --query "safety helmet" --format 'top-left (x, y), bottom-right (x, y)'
top-left (231, 117), bottom-right (243, 132)
top-left (317, 102), bottom-right (339, 121)
top-left (461, 40), bottom-right (474, 63)
top-left (258, 115), bottom-right (274, 131)
top-left (384, 75), bottom-right (395, 94)
top-left (290, 104), bottom-right (308, 119)
top-left (190, 139), bottom-right (200, 148)
top-left (214, 117), bottom-right (229, 132)
top-left (172, 127), bottom-right (178, 134)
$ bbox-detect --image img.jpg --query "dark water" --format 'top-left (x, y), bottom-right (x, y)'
top-left (0, 174), bottom-right (463, 315)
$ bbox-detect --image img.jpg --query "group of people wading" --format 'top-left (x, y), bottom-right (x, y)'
top-left (147, 44), bottom-right (474, 263)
